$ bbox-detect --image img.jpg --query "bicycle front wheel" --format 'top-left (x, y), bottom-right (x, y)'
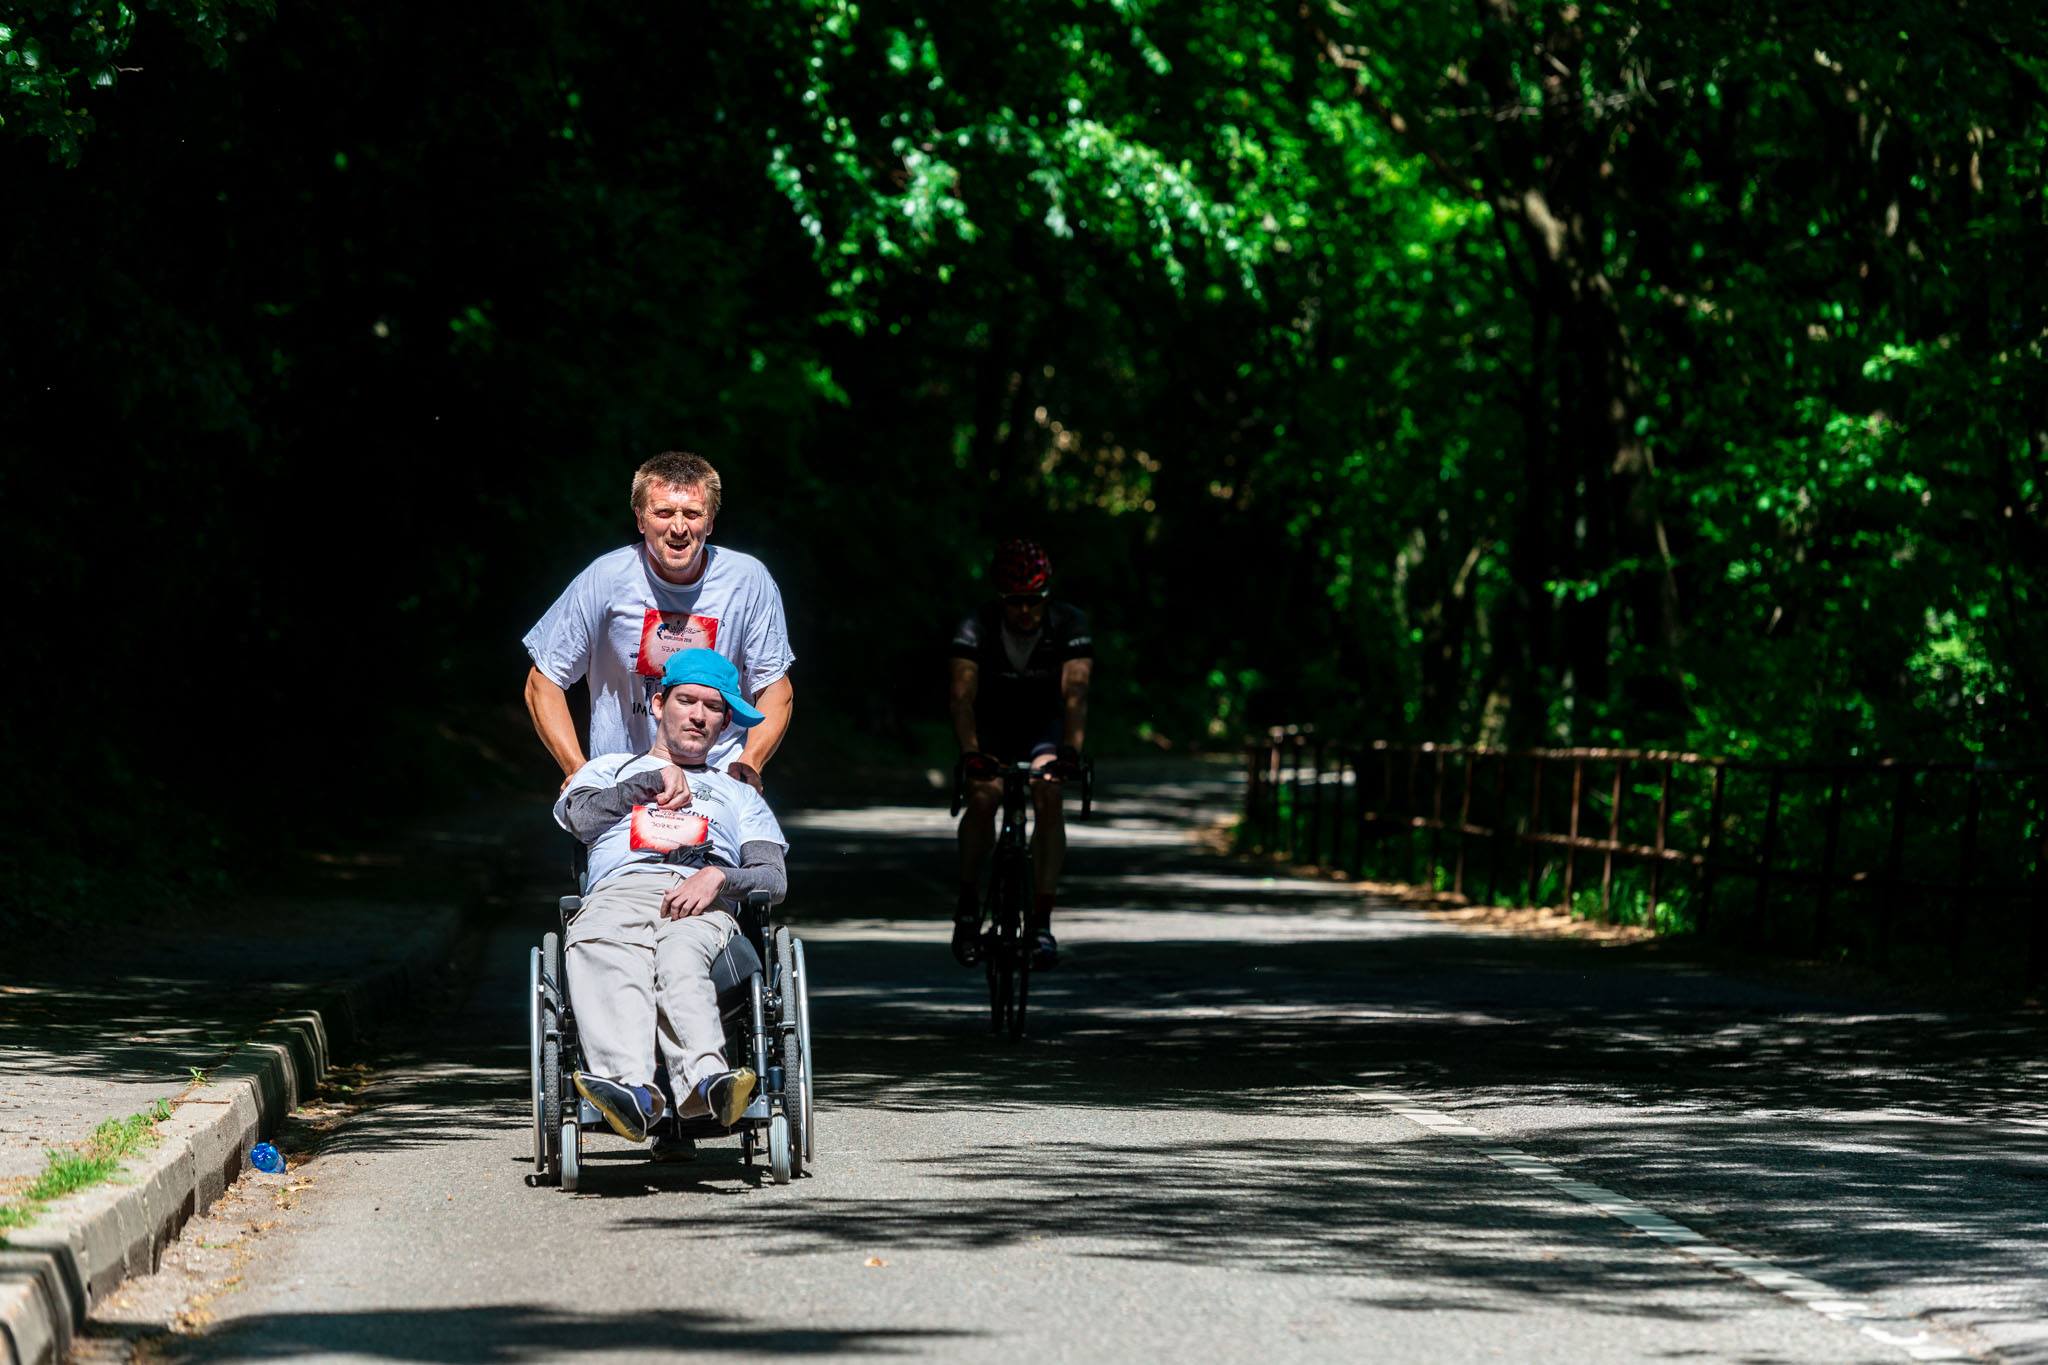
top-left (985, 942), bottom-right (1012, 1035)
top-left (994, 850), bottom-right (1033, 1039)
top-left (985, 850), bottom-right (1026, 1035)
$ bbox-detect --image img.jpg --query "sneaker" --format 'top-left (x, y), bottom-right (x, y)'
top-left (648, 1134), bottom-right (697, 1164)
top-left (951, 915), bottom-right (983, 967)
top-left (1029, 928), bottom-right (1058, 971)
top-left (575, 1073), bottom-right (663, 1143)
top-left (698, 1068), bottom-right (758, 1128)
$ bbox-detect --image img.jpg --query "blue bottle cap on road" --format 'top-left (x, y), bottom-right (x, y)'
top-left (249, 1142), bottom-right (285, 1174)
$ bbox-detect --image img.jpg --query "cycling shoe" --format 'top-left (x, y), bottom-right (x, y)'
top-left (951, 915), bottom-right (983, 967)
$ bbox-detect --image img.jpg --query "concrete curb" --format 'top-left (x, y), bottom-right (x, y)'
top-left (0, 909), bottom-right (461, 1365)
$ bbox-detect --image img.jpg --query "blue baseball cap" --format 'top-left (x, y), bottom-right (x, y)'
top-left (657, 648), bottom-right (765, 728)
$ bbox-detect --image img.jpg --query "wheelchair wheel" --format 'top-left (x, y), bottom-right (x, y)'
top-left (783, 1030), bottom-right (807, 1179)
top-left (793, 937), bottom-right (815, 1164)
top-left (540, 932), bottom-right (564, 1185)
top-left (529, 945), bottom-right (545, 1173)
top-left (560, 1119), bottom-right (581, 1192)
top-left (773, 928), bottom-right (806, 1180)
top-left (768, 1113), bottom-right (792, 1185)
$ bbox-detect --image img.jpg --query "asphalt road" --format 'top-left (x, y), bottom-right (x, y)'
top-left (83, 760), bottom-right (2048, 1362)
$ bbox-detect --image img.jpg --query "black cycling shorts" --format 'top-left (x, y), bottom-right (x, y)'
top-left (981, 713), bottom-right (1060, 764)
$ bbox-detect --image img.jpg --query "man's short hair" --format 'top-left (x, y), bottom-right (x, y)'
top-left (632, 451), bottom-right (723, 519)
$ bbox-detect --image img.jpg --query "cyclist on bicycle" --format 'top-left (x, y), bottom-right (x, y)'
top-left (948, 538), bottom-right (1092, 970)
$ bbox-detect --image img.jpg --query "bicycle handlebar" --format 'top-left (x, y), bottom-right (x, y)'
top-left (949, 754), bottom-right (1095, 820)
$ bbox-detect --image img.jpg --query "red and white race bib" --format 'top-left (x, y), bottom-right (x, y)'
top-left (628, 805), bottom-right (711, 853)
top-left (633, 610), bottom-right (721, 677)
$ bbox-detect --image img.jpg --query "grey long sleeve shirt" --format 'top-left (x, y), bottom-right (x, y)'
top-left (558, 762), bottom-right (788, 906)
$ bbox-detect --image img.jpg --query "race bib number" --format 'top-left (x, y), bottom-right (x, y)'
top-left (634, 610), bottom-right (721, 677)
top-left (629, 805), bottom-right (711, 853)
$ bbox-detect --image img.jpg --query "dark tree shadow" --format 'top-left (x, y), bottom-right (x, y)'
top-left (79, 758), bottom-right (2043, 1357)
top-left (157, 1305), bottom-right (970, 1362)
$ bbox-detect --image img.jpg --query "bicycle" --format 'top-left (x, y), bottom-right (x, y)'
top-left (951, 753), bottom-right (1093, 1038)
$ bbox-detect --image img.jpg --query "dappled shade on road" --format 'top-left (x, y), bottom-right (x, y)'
top-left (99, 759), bottom-right (2048, 1363)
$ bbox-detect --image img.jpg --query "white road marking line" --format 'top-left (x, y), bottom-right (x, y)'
top-left (1100, 928), bottom-right (1986, 1359)
top-left (1341, 1086), bottom-right (1977, 1363)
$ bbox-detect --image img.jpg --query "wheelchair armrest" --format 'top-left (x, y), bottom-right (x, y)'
top-left (559, 895), bottom-right (582, 915)
top-left (733, 888), bottom-right (779, 948)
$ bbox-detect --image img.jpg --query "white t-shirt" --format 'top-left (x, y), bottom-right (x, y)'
top-left (523, 544), bottom-right (795, 768)
top-left (555, 754), bottom-right (788, 895)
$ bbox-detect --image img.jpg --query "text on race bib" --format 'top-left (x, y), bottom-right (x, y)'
top-left (634, 609), bottom-right (721, 677)
top-left (628, 805), bottom-right (711, 853)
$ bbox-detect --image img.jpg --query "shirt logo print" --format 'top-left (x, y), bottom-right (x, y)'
top-left (634, 609), bottom-right (721, 677)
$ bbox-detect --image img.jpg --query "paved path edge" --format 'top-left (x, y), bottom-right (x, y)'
top-left (0, 909), bottom-right (461, 1365)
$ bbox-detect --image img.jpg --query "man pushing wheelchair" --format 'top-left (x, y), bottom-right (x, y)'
top-left (553, 647), bottom-right (788, 1145)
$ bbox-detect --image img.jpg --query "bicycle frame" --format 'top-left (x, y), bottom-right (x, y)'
top-left (983, 763), bottom-right (1037, 1036)
top-left (952, 757), bottom-right (1094, 1038)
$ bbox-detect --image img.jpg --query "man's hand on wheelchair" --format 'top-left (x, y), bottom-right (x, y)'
top-left (661, 866), bottom-right (727, 919)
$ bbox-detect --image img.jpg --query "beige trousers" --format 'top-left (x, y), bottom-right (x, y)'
top-left (566, 865), bottom-right (738, 1116)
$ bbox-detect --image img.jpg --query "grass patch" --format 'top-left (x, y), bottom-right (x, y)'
top-left (0, 1104), bottom-right (171, 1238)
top-left (22, 1151), bottom-right (122, 1205)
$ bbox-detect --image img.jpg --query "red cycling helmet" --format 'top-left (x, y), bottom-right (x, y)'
top-left (993, 538), bottom-right (1052, 598)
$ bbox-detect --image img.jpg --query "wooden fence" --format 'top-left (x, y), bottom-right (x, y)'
top-left (1243, 731), bottom-right (2048, 983)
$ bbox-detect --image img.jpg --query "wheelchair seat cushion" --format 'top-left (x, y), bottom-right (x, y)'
top-left (710, 933), bottom-right (762, 1008)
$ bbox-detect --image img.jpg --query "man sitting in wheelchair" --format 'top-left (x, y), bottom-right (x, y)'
top-left (553, 647), bottom-right (788, 1144)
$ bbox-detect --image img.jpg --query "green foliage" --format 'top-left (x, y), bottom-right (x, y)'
top-left (4, 0), bottom-right (2045, 903)
top-left (1, 0), bottom-right (271, 164)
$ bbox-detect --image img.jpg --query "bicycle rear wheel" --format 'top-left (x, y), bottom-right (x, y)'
top-left (1007, 856), bottom-right (1033, 1039)
top-left (985, 939), bottom-right (1012, 1035)
top-left (1011, 959), bottom-right (1030, 1039)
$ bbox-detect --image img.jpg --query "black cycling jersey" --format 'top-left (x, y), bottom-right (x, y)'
top-left (950, 601), bottom-right (1092, 756)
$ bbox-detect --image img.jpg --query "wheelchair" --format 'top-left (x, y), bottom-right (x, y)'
top-left (529, 884), bottom-right (815, 1190)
